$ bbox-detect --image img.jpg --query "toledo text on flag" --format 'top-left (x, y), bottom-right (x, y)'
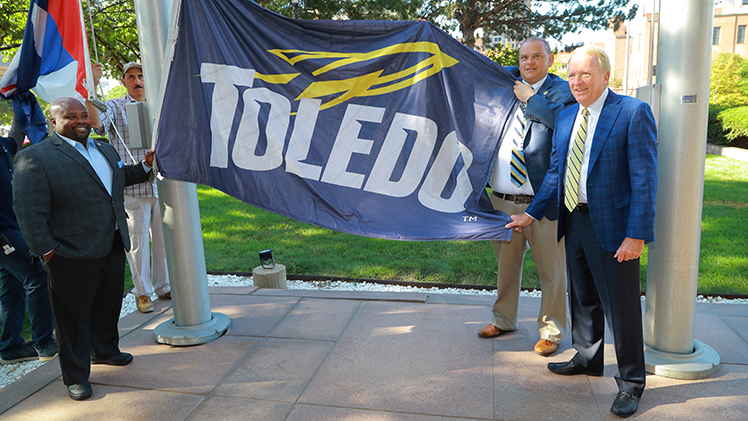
top-left (154, 0), bottom-right (519, 242)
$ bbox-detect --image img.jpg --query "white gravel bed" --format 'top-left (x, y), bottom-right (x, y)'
top-left (2, 274), bottom-right (745, 389)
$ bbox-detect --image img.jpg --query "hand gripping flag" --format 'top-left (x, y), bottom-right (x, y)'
top-left (0, 0), bottom-right (94, 144)
top-left (154, 0), bottom-right (520, 241)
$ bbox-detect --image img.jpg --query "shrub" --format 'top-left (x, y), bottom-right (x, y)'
top-left (710, 53), bottom-right (748, 107)
top-left (708, 105), bottom-right (728, 144)
top-left (718, 106), bottom-right (748, 140)
top-left (708, 105), bottom-right (748, 145)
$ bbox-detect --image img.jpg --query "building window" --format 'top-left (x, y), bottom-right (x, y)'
top-left (739, 25), bottom-right (747, 44)
top-left (713, 27), bottom-right (721, 45)
top-left (743, 0), bottom-right (748, 5)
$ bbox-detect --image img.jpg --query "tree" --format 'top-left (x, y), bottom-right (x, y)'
top-left (549, 58), bottom-right (566, 80)
top-left (1, 0), bottom-right (138, 78)
top-left (2, 1), bottom-right (421, 77)
top-left (258, 0), bottom-right (421, 20)
top-left (0, 0), bottom-right (27, 54)
top-left (2, 1), bottom-right (636, 76)
top-left (420, 0), bottom-right (637, 50)
top-left (483, 43), bottom-right (518, 67)
top-left (107, 85), bottom-right (128, 99)
top-left (710, 53), bottom-right (748, 107)
top-left (1, 100), bottom-right (14, 127)
top-left (84, 0), bottom-right (140, 78)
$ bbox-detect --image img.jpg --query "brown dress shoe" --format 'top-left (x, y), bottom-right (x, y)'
top-left (136, 295), bottom-right (154, 313)
top-left (534, 339), bottom-right (559, 356)
top-left (477, 324), bottom-right (505, 338)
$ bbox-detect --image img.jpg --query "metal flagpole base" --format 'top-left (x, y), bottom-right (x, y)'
top-left (154, 312), bottom-right (231, 346)
top-left (644, 340), bottom-right (720, 380)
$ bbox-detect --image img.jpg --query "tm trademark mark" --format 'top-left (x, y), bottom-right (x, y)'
top-left (462, 216), bottom-right (478, 222)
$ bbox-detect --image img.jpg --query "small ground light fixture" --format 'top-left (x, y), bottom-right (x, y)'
top-left (259, 249), bottom-right (275, 269)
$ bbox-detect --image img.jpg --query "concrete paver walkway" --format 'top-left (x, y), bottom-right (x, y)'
top-left (1, 287), bottom-right (746, 420)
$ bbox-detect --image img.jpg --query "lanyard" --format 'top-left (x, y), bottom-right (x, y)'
top-left (0, 143), bottom-right (11, 180)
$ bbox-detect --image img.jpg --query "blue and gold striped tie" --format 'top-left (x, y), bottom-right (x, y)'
top-left (509, 104), bottom-right (527, 188)
top-left (564, 108), bottom-right (589, 212)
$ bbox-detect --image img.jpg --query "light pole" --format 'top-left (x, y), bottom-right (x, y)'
top-left (292, 0), bottom-right (299, 19)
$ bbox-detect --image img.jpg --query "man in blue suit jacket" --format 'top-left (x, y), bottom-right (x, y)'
top-left (507, 46), bottom-right (657, 418)
top-left (478, 37), bottom-right (576, 358)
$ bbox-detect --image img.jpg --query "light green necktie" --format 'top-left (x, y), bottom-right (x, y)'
top-left (564, 108), bottom-right (589, 212)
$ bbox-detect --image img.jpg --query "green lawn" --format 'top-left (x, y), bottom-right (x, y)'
top-left (198, 185), bottom-right (500, 285)
top-left (11, 154), bottom-right (748, 344)
top-left (190, 153), bottom-right (748, 295)
top-left (696, 155), bottom-right (748, 294)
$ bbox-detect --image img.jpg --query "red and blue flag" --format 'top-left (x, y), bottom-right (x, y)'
top-left (0, 0), bottom-right (94, 144)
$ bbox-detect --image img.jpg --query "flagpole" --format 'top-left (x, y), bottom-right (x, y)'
top-left (132, 0), bottom-right (230, 346)
top-left (84, 0), bottom-right (107, 101)
top-left (77, 0), bottom-right (95, 101)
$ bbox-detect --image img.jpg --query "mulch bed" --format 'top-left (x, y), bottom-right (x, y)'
top-left (728, 138), bottom-right (748, 149)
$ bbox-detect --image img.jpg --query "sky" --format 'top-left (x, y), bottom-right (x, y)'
top-left (557, 0), bottom-right (653, 47)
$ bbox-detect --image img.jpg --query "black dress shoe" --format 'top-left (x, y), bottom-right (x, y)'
top-left (610, 390), bottom-right (640, 418)
top-left (68, 380), bottom-right (92, 400)
top-left (547, 360), bottom-right (603, 377)
top-left (91, 352), bottom-right (133, 366)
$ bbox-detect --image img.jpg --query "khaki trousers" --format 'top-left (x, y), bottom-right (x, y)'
top-left (489, 195), bottom-right (567, 343)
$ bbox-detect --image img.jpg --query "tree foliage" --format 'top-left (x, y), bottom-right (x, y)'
top-left (1, 0), bottom-right (138, 78)
top-left (420, 0), bottom-right (636, 49)
top-left (483, 43), bottom-right (518, 67)
top-left (2, 1), bottom-right (421, 76)
top-left (0, 0), bottom-right (27, 54)
top-left (1, 100), bottom-right (14, 126)
top-left (107, 85), bottom-right (128, 99)
top-left (1, 0), bottom-right (637, 80)
top-left (710, 53), bottom-right (748, 107)
top-left (258, 0), bottom-right (421, 20)
top-left (84, 0), bottom-right (139, 78)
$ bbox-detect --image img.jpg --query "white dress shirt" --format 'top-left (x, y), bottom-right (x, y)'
top-left (59, 134), bottom-right (113, 196)
top-left (566, 88), bottom-right (609, 205)
top-left (489, 75), bottom-right (548, 195)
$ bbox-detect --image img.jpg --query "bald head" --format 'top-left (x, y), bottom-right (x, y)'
top-left (48, 97), bottom-right (75, 119)
top-left (49, 97), bottom-right (92, 144)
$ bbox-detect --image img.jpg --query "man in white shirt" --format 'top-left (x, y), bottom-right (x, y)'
top-left (87, 62), bottom-right (170, 313)
top-left (477, 38), bottom-right (576, 357)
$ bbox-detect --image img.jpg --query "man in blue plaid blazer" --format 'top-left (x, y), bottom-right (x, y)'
top-left (507, 45), bottom-right (657, 418)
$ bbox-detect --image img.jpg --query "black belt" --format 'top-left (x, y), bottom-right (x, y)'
top-left (575, 203), bottom-right (589, 213)
top-left (492, 191), bottom-right (534, 204)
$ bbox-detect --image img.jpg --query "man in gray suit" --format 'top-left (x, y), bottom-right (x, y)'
top-left (477, 38), bottom-right (576, 356)
top-left (12, 97), bottom-right (154, 401)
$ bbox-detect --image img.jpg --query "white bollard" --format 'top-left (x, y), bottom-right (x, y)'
top-left (252, 264), bottom-right (288, 289)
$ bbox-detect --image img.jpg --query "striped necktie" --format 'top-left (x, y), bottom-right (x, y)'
top-left (509, 103), bottom-right (527, 188)
top-left (564, 108), bottom-right (590, 212)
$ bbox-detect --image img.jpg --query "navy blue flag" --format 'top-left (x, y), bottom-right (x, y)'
top-left (155, 0), bottom-right (518, 241)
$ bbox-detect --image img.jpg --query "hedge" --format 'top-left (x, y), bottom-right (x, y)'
top-left (707, 105), bottom-right (748, 145)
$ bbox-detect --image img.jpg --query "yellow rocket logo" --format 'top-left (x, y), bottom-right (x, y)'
top-left (254, 42), bottom-right (459, 111)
